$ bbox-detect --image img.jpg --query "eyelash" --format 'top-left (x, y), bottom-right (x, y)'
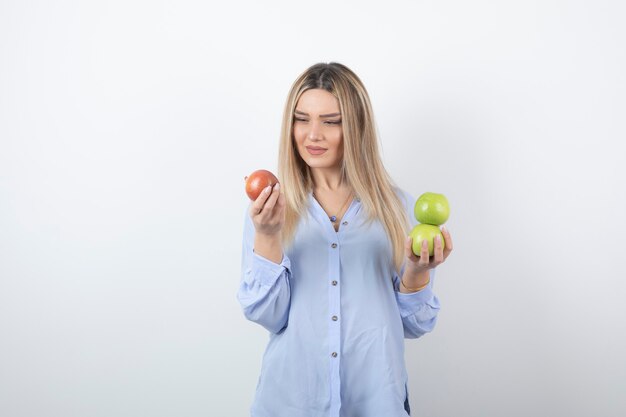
top-left (294, 118), bottom-right (342, 125)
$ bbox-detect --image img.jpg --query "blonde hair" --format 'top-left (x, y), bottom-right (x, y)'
top-left (278, 62), bottom-right (410, 272)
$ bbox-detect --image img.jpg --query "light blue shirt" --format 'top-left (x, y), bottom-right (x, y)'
top-left (237, 189), bottom-right (440, 417)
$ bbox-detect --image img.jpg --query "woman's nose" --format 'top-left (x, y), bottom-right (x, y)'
top-left (308, 122), bottom-right (322, 141)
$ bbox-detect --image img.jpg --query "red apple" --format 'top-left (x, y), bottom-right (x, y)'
top-left (245, 169), bottom-right (279, 201)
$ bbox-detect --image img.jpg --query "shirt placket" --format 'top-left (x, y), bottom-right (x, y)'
top-left (328, 238), bottom-right (341, 417)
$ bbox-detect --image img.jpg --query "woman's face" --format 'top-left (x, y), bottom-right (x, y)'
top-left (292, 88), bottom-right (343, 171)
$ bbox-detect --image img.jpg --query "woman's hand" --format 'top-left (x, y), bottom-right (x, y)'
top-left (250, 183), bottom-right (285, 236)
top-left (250, 183), bottom-right (285, 264)
top-left (400, 227), bottom-right (453, 291)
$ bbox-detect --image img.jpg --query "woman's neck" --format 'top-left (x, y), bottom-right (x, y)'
top-left (310, 167), bottom-right (346, 192)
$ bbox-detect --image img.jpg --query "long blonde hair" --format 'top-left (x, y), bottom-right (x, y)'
top-left (278, 62), bottom-right (410, 272)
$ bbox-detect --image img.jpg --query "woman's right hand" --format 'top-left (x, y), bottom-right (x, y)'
top-left (250, 183), bottom-right (285, 237)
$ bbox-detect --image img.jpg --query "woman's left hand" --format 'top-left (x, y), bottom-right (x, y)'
top-left (404, 226), bottom-right (454, 276)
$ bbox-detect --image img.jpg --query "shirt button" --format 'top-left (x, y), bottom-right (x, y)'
top-left (331, 243), bottom-right (337, 248)
top-left (332, 315), bottom-right (338, 321)
top-left (331, 280), bottom-right (338, 286)
top-left (342, 221), bottom-right (348, 226)
top-left (331, 352), bottom-right (338, 358)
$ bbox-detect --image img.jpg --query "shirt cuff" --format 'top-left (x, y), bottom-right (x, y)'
top-left (395, 284), bottom-right (436, 318)
top-left (252, 251), bottom-right (291, 287)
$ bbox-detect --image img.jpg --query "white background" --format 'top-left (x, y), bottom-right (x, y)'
top-left (1, 1), bottom-right (625, 416)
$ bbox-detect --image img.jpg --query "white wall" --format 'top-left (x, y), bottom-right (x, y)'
top-left (1, 1), bottom-right (625, 416)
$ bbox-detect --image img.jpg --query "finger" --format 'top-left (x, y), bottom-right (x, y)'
top-left (441, 226), bottom-right (453, 257)
top-left (270, 186), bottom-right (287, 223)
top-left (419, 239), bottom-right (430, 265)
top-left (251, 185), bottom-right (273, 215)
top-left (405, 236), bottom-right (419, 262)
top-left (433, 234), bottom-right (444, 264)
top-left (262, 183), bottom-right (281, 212)
top-left (276, 188), bottom-right (286, 209)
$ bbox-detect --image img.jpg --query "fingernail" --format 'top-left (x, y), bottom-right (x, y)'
top-left (264, 185), bottom-right (272, 193)
top-left (442, 226), bottom-right (447, 233)
top-left (275, 183), bottom-right (280, 191)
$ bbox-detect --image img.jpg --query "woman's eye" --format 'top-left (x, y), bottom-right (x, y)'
top-left (293, 118), bottom-right (341, 125)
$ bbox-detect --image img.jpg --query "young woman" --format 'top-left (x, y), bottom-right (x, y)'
top-left (238, 62), bottom-right (453, 417)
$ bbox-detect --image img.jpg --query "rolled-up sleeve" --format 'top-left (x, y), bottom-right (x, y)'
top-left (393, 268), bottom-right (440, 338)
top-left (236, 207), bottom-right (292, 334)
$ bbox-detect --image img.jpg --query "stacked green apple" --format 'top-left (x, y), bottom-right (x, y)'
top-left (409, 192), bottom-right (450, 256)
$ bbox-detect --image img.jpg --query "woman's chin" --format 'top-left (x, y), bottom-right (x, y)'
top-left (301, 156), bottom-right (341, 170)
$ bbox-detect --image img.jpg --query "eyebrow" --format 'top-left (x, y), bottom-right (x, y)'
top-left (294, 110), bottom-right (342, 118)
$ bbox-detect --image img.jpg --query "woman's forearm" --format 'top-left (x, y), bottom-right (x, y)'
top-left (254, 232), bottom-right (283, 264)
top-left (399, 269), bottom-right (430, 293)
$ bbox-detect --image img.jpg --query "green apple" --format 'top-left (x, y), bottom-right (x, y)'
top-left (414, 192), bottom-right (450, 225)
top-left (409, 224), bottom-right (445, 257)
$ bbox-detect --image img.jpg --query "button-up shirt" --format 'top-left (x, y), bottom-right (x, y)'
top-left (237, 189), bottom-right (441, 417)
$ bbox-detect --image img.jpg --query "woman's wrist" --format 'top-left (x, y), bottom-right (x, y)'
top-left (399, 269), bottom-right (430, 293)
top-left (254, 232), bottom-right (283, 264)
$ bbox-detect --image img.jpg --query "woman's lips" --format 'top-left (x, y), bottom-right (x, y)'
top-left (306, 146), bottom-right (327, 155)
